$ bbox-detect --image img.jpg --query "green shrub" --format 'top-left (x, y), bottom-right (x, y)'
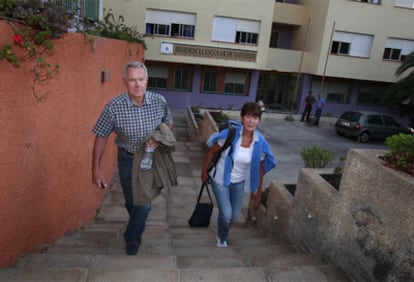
top-left (190, 106), bottom-right (203, 123)
top-left (210, 111), bottom-right (229, 124)
top-left (301, 145), bottom-right (336, 168)
top-left (385, 133), bottom-right (414, 169)
top-left (83, 10), bottom-right (145, 46)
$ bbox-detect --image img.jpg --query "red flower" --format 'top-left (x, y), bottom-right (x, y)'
top-left (12, 34), bottom-right (24, 47)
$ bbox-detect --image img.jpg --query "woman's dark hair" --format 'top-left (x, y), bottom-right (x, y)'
top-left (240, 102), bottom-right (262, 120)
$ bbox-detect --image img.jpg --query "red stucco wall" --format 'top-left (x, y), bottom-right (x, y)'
top-left (0, 21), bottom-right (144, 267)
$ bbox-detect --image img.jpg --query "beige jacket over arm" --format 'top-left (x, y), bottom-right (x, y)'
top-left (131, 123), bottom-right (177, 205)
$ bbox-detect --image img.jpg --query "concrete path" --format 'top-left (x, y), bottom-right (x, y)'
top-left (0, 111), bottom-right (352, 282)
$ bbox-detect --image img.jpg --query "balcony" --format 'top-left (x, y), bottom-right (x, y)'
top-left (266, 48), bottom-right (302, 72)
top-left (273, 2), bottom-right (305, 26)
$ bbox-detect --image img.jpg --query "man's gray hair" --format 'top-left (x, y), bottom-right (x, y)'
top-left (123, 61), bottom-right (148, 79)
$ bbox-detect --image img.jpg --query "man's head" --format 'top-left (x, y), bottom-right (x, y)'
top-left (123, 61), bottom-right (148, 79)
top-left (123, 61), bottom-right (148, 103)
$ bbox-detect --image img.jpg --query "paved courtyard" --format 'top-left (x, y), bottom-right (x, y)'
top-left (255, 113), bottom-right (388, 186)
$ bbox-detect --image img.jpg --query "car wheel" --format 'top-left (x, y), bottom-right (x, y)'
top-left (359, 131), bottom-right (370, 143)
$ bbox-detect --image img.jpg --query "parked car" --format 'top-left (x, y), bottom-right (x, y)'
top-left (335, 110), bottom-right (414, 143)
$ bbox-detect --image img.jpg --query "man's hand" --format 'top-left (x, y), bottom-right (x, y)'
top-left (92, 136), bottom-right (108, 190)
top-left (146, 137), bottom-right (160, 149)
top-left (93, 170), bottom-right (107, 189)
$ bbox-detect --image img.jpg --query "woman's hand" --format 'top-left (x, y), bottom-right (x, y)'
top-left (253, 188), bottom-right (262, 209)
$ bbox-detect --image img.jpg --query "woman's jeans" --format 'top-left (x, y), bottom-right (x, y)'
top-left (118, 148), bottom-right (151, 245)
top-left (211, 179), bottom-right (245, 242)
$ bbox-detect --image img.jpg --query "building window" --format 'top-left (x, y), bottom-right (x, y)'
top-left (331, 31), bottom-right (373, 58)
top-left (202, 71), bottom-right (218, 92)
top-left (48, 0), bottom-right (101, 20)
top-left (357, 92), bottom-right (383, 105)
top-left (201, 68), bottom-right (249, 96)
top-left (174, 68), bottom-right (191, 91)
top-left (224, 72), bottom-right (246, 95)
top-left (147, 65), bottom-right (168, 89)
top-left (171, 24), bottom-right (195, 38)
top-left (146, 23), bottom-right (170, 36)
top-left (313, 80), bottom-right (350, 104)
top-left (147, 64), bottom-right (193, 91)
top-left (395, 0), bottom-right (414, 9)
top-left (212, 16), bottom-right (260, 46)
top-left (236, 31), bottom-right (258, 45)
top-left (383, 38), bottom-right (414, 61)
top-left (383, 48), bottom-right (402, 61)
top-left (145, 9), bottom-right (196, 38)
top-left (357, 84), bottom-right (384, 105)
top-left (331, 41), bottom-right (350, 55)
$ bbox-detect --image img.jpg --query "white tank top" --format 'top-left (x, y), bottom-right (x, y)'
top-left (231, 144), bottom-right (253, 183)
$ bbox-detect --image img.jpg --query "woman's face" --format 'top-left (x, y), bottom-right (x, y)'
top-left (241, 114), bottom-right (260, 132)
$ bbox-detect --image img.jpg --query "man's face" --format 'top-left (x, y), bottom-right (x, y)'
top-left (124, 67), bottom-right (147, 100)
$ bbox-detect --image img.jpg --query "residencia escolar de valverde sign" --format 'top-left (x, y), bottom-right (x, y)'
top-left (173, 43), bottom-right (257, 62)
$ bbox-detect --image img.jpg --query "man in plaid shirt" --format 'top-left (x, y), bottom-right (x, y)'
top-left (92, 61), bottom-right (173, 255)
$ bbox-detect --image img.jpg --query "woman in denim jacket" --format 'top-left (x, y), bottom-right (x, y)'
top-left (201, 102), bottom-right (276, 247)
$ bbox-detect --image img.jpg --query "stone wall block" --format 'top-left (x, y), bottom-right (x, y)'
top-left (288, 168), bottom-right (338, 254)
top-left (329, 149), bottom-right (414, 282)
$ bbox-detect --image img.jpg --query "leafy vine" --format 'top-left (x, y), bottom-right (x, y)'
top-left (0, 1), bottom-right (146, 101)
top-left (0, 0), bottom-right (70, 101)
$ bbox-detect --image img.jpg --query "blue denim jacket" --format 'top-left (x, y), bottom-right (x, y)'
top-left (206, 124), bottom-right (276, 192)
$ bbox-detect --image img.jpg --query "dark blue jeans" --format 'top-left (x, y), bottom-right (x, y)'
top-left (315, 108), bottom-right (322, 126)
top-left (118, 148), bottom-right (151, 244)
top-left (301, 105), bottom-right (312, 121)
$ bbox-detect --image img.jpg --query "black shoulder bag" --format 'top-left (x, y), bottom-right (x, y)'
top-left (207, 126), bottom-right (236, 174)
top-left (188, 182), bottom-right (213, 227)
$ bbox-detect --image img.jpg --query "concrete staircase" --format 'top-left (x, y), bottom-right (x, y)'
top-left (0, 112), bottom-right (352, 282)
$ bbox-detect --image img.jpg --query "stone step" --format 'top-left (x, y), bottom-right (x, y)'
top-left (0, 268), bottom-right (88, 282)
top-left (179, 264), bottom-right (350, 282)
top-left (1, 264), bottom-right (349, 282)
top-left (19, 253), bottom-right (176, 270)
top-left (2, 127), bottom-right (352, 282)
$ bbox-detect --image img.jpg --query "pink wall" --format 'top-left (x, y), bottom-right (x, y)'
top-left (0, 21), bottom-right (144, 267)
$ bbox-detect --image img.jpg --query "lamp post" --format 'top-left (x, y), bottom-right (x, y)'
top-left (286, 17), bottom-right (311, 121)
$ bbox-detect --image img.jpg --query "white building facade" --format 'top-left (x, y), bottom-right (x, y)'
top-left (102, 0), bottom-right (414, 120)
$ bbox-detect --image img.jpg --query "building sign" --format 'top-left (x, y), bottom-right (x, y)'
top-left (161, 43), bottom-right (257, 62)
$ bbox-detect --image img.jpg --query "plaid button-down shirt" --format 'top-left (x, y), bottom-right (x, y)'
top-left (92, 91), bottom-right (173, 154)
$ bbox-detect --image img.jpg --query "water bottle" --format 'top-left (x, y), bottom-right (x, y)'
top-left (140, 145), bottom-right (155, 171)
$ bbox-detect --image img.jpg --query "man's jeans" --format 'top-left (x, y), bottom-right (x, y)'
top-left (301, 105), bottom-right (312, 122)
top-left (211, 180), bottom-right (245, 243)
top-left (315, 108), bottom-right (322, 126)
top-left (118, 148), bottom-right (151, 245)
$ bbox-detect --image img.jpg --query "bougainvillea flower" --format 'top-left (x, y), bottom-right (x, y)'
top-left (12, 34), bottom-right (24, 47)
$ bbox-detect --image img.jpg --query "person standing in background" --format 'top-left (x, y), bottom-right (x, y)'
top-left (315, 94), bottom-right (325, 127)
top-left (300, 90), bottom-right (315, 122)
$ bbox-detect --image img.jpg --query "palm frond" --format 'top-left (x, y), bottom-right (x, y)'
top-left (396, 52), bottom-right (414, 76)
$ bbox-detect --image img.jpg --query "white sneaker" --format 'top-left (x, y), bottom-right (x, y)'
top-left (216, 237), bottom-right (228, 247)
